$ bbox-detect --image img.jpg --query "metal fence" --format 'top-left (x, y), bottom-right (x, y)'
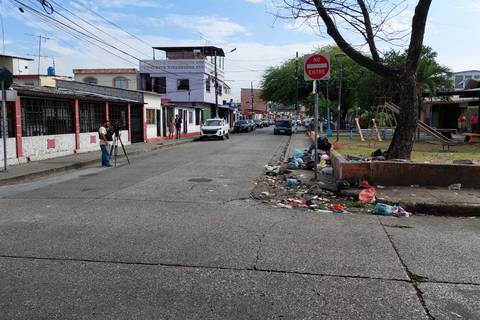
top-left (79, 101), bottom-right (105, 133)
top-left (21, 98), bottom-right (74, 137)
top-left (109, 104), bottom-right (127, 130)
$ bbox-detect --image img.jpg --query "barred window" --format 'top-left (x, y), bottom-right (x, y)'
top-left (109, 104), bottom-right (127, 130)
top-left (188, 111), bottom-right (193, 124)
top-left (146, 109), bottom-right (155, 124)
top-left (79, 101), bottom-right (105, 133)
top-left (22, 98), bottom-right (74, 137)
top-left (0, 103), bottom-right (14, 138)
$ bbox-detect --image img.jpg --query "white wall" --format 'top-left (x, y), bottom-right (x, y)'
top-left (174, 107), bottom-right (201, 134)
top-left (74, 73), bottom-right (139, 89)
top-left (0, 138), bottom-right (19, 165)
top-left (22, 134), bottom-right (76, 161)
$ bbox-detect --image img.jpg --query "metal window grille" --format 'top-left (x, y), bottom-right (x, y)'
top-left (21, 98), bottom-right (74, 137)
top-left (0, 103), bottom-right (14, 138)
top-left (146, 109), bottom-right (155, 124)
top-left (109, 104), bottom-right (127, 130)
top-left (79, 101), bottom-right (105, 133)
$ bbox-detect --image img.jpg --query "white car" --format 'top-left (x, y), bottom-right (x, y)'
top-left (201, 118), bottom-right (230, 140)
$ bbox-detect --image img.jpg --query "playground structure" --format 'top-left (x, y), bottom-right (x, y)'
top-left (353, 102), bottom-right (459, 150)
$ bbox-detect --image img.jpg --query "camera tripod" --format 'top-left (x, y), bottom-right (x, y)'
top-left (109, 132), bottom-right (130, 167)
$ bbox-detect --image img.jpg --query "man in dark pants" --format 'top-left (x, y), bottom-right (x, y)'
top-left (175, 114), bottom-right (182, 139)
top-left (98, 121), bottom-right (113, 167)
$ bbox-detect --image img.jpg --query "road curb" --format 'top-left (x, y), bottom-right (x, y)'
top-left (339, 189), bottom-right (480, 217)
top-left (0, 139), bottom-right (194, 186)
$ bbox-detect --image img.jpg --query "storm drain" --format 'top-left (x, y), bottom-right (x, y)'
top-left (188, 178), bottom-right (213, 183)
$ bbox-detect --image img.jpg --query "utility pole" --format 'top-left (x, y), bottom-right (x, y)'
top-left (335, 53), bottom-right (346, 142)
top-left (26, 34), bottom-right (51, 75)
top-left (295, 51), bottom-right (299, 118)
top-left (250, 81), bottom-right (254, 119)
top-left (214, 51), bottom-right (218, 118)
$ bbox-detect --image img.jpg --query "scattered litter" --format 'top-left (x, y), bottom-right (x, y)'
top-left (261, 191), bottom-right (271, 196)
top-left (320, 167), bottom-right (333, 175)
top-left (448, 183), bottom-right (462, 191)
top-left (393, 206), bottom-right (412, 217)
top-left (346, 154), bottom-right (365, 161)
top-left (286, 178), bottom-right (300, 187)
top-left (265, 165), bottom-right (280, 176)
top-left (277, 203), bottom-right (292, 209)
top-left (372, 203), bottom-right (394, 216)
top-left (330, 203), bottom-right (346, 213)
top-left (376, 185), bottom-right (385, 189)
top-left (336, 180), bottom-right (351, 190)
top-left (359, 187), bottom-right (376, 204)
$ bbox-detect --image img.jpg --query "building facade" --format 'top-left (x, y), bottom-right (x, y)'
top-left (73, 68), bottom-right (140, 90)
top-left (240, 88), bottom-right (268, 119)
top-left (453, 70), bottom-right (480, 90)
top-left (0, 54), bottom-right (33, 75)
top-left (139, 46), bottom-right (234, 128)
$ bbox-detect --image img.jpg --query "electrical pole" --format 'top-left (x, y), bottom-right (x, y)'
top-left (214, 51), bottom-right (219, 118)
top-left (26, 34), bottom-right (50, 75)
top-left (295, 51), bottom-right (299, 118)
top-left (250, 81), bottom-right (254, 119)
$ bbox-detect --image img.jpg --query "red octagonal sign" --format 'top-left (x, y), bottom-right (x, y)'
top-left (304, 54), bottom-right (330, 81)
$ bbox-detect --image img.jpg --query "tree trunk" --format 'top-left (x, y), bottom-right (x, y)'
top-left (387, 73), bottom-right (419, 159)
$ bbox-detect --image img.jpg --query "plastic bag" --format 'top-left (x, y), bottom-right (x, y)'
top-left (359, 187), bottom-right (376, 204)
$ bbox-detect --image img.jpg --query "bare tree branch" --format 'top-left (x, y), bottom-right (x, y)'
top-left (312, 0), bottom-right (399, 79)
top-left (357, 0), bottom-right (380, 62)
top-left (405, 0), bottom-right (432, 73)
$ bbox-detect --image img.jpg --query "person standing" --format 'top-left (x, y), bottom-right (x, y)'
top-left (471, 114), bottom-right (478, 133)
top-left (98, 120), bottom-right (113, 167)
top-left (175, 114), bottom-right (182, 139)
top-left (458, 113), bottom-right (466, 133)
top-left (168, 116), bottom-right (174, 139)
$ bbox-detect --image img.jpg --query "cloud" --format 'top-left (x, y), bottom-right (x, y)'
top-left (165, 14), bottom-right (250, 43)
top-left (245, 0), bottom-right (264, 3)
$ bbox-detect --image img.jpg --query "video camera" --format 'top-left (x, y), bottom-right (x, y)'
top-left (110, 122), bottom-right (121, 135)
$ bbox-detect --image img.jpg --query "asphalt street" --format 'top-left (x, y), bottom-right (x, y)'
top-left (0, 128), bottom-right (479, 319)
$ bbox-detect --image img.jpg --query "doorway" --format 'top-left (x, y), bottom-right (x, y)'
top-left (156, 109), bottom-right (162, 136)
top-left (130, 106), bottom-right (144, 143)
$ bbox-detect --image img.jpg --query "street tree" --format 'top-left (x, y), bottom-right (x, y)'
top-left (278, 0), bottom-right (434, 159)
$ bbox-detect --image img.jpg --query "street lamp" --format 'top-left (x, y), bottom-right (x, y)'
top-left (335, 52), bottom-right (346, 143)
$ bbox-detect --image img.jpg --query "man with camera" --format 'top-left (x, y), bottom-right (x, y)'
top-left (98, 120), bottom-right (113, 167)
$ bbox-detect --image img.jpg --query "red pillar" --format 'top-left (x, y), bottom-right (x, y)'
top-left (73, 99), bottom-right (80, 150)
top-left (142, 105), bottom-right (147, 142)
top-left (127, 103), bottom-right (131, 142)
top-left (14, 96), bottom-right (22, 158)
top-left (105, 101), bottom-right (109, 121)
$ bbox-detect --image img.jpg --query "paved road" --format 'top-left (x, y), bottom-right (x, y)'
top-left (0, 129), bottom-right (479, 319)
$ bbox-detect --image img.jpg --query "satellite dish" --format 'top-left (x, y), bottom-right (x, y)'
top-left (0, 68), bottom-right (13, 89)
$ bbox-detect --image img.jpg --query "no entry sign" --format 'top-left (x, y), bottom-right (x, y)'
top-left (304, 54), bottom-right (330, 81)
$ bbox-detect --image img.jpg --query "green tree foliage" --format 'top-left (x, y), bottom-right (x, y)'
top-left (260, 46), bottom-right (452, 118)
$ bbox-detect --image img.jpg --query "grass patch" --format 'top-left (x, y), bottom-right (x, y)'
top-left (336, 136), bottom-right (480, 163)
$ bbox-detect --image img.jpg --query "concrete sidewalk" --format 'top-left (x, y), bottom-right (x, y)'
top-left (295, 129), bottom-right (480, 216)
top-left (0, 137), bottom-right (196, 186)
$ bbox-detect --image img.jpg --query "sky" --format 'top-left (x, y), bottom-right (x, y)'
top-left (1, 0), bottom-right (479, 101)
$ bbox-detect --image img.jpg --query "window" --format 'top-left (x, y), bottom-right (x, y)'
top-left (195, 108), bottom-right (201, 125)
top-left (217, 84), bottom-right (222, 96)
top-left (79, 101), bottom-right (105, 133)
top-left (177, 79), bottom-right (189, 91)
top-left (22, 98), bottom-right (74, 136)
top-left (109, 104), bottom-right (127, 130)
top-left (113, 77), bottom-right (128, 89)
top-left (146, 109), bottom-right (156, 124)
top-left (206, 75), bottom-right (211, 92)
top-left (83, 77), bottom-right (98, 85)
top-left (188, 111), bottom-right (193, 124)
top-left (0, 104), bottom-right (14, 138)
top-left (152, 77), bottom-right (166, 94)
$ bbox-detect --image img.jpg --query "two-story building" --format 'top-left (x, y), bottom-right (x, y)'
top-left (240, 88), bottom-right (268, 119)
top-left (453, 70), bottom-right (480, 90)
top-left (139, 46), bottom-right (234, 132)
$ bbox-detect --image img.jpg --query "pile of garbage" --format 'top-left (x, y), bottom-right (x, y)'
top-left (346, 149), bottom-right (388, 162)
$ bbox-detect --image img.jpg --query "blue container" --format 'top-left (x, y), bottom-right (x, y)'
top-left (47, 66), bottom-right (55, 76)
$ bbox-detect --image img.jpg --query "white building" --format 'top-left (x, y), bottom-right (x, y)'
top-left (73, 68), bottom-right (140, 90)
top-left (140, 46), bottom-right (235, 129)
top-left (0, 54), bottom-right (33, 75)
top-left (453, 70), bottom-right (480, 90)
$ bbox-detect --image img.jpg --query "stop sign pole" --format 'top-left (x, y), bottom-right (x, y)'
top-left (304, 54), bottom-right (330, 180)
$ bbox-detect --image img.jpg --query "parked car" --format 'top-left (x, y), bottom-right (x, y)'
top-left (233, 120), bottom-right (250, 133)
top-left (262, 119), bottom-right (270, 127)
top-left (254, 119), bottom-right (264, 128)
top-left (246, 119), bottom-right (256, 131)
top-left (200, 118), bottom-right (230, 140)
top-left (273, 120), bottom-right (293, 135)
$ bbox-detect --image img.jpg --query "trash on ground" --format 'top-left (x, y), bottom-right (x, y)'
top-left (453, 160), bottom-right (474, 165)
top-left (372, 203), bottom-right (394, 216)
top-left (286, 178), bottom-right (300, 187)
top-left (330, 203), bottom-right (346, 213)
top-left (359, 187), bottom-right (376, 204)
top-left (448, 183), bottom-right (462, 191)
top-left (336, 180), bottom-right (351, 190)
top-left (321, 167), bottom-right (333, 175)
